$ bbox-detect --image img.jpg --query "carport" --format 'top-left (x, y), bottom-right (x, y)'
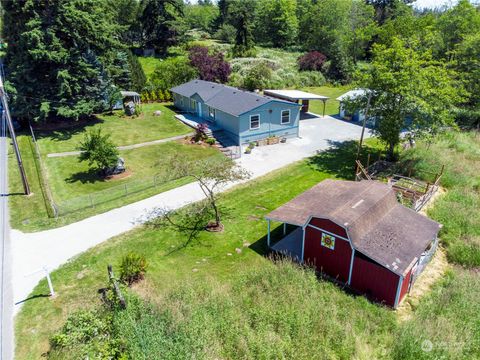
top-left (264, 89), bottom-right (329, 117)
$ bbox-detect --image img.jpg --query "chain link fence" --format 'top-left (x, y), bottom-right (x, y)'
top-left (28, 122), bottom-right (58, 217)
top-left (54, 172), bottom-right (184, 216)
top-left (28, 125), bottom-right (221, 218)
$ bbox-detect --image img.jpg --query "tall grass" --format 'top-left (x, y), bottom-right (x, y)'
top-left (400, 131), bottom-right (480, 266)
top-left (48, 260), bottom-right (396, 360)
top-left (393, 268), bottom-right (480, 359)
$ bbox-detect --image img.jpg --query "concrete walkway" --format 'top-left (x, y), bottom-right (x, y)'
top-left (46, 133), bottom-right (193, 158)
top-left (11, 116), bottom-right (371, 312)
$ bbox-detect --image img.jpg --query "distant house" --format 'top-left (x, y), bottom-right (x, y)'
top-left (171, 80), bottom-right (302, 145)
top-left (336, 89), bottom-right (370, 124)
top-left (265, 179), bottom-right (441, 308)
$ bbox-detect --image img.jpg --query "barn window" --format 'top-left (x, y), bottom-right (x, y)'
top-left (321, 233), bottom-right (336, 250)
top-left (250, 114), bottom-right (260, 130)
top-left (281, 109), bottom-right (290, 124)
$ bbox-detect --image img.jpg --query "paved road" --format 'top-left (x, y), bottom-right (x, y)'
top-left (47, 133), bottom-right (194, 158)
top-left (1, 107), bottom-right (14, 359)
top-left (11, 116), bottom-right (371, 312)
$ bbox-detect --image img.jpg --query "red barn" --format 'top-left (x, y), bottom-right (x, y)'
top-left (265, 179), bottom-right (441, 308)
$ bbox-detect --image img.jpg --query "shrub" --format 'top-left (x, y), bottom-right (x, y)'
top-left (50, 309), bottom-right (110, 348)
top-left (194, 123), bottom-right (209, 142)
top-left (454, 107), bottom-right (480, 129)
top-left (242, 62), bottom-right (272, 91)
top-left (149, 57), bottom-right (198, 92)
top-left (119, 252), bottom-right (148, 286)
top-left (205, 138), bottom-right (216, 145)
top-left (188, 45), bottom-right (231, 83)
top-left (297, 51), bottom-right (327, 72)
top-left (156, 89), bottom-right (164, 102)
top-left (214, 24), bottom-right (236, 44)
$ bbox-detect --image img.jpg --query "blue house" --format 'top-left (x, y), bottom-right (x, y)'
top-left (171, 80), bottom-right (302, 146)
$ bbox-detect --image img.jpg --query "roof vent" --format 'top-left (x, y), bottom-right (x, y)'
top-left (233, 91), bottom-right (237, 94)
top-left (256, 99), bottom-right (260, 101)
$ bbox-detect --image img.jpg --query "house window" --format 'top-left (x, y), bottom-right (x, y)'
top-left (281, 109), bottom-right (290, 124)
top-left (250, 114), bottom-right (260, 130)
top-left (209, 107), bottom-right (215, 119)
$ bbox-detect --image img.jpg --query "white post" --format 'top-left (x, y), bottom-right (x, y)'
top-left (283, 223), bottom-right (286, 236)
top-left (43, 267), bottom-right (55, 297)
top-left (267, 219), bottom-right (271, 248)
top-left (301, 227), bottom-right (306, 263)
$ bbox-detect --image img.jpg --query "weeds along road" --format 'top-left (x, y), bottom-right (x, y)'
top-left (0, 86), bottom-right (14, 359)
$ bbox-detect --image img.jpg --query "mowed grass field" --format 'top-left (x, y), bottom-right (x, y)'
top-left (15, 133), bottom-right (480, 359)
top-left (302, 85), bottom-right (351, 116)
top-left (35, 103), bottom-right (190, 154)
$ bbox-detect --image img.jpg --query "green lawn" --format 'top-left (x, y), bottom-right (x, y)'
top-left (9, 135), bottom-right (222, 232)
top-left (301, 85), bottom-right (352, 116)
top-left (137, 57), bottom-right (163, 80)
top-left (35, 103), bottom-right (190, 154)
top-left (15, 135), bottom-right (480, 359)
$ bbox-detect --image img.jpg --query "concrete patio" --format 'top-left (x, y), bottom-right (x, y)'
top-left (271, 227), bottom-right (303, 261)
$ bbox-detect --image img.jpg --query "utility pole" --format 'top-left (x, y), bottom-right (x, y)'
top-left (355, 91), bottom-right (373, 167)
top-left (0, 70), bottom-right (30, 195)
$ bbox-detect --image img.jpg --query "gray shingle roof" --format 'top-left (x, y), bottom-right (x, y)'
top-left (171, 79), bottom-right (298, 116)
top-left (266, 179), bottom-right (441, 276)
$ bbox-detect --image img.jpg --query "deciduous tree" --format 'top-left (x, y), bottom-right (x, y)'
top-left (355, 38), bottom-right (461, 160)
top-left (78, 129), bottom-right (120, 176)
top-left (255, 0), bottom-right (299, 48)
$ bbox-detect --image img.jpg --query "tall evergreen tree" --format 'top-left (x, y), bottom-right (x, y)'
top-left (139, 0), bottom-right (184, 56)
top-left (2, 0), bottom-right (123, 122)
top-left (228, 0), bottom-right (257, 56)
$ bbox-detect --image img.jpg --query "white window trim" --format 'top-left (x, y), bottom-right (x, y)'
top-left (281, 109), bottom-right (290, 124)
top-left (209, 106), bottom-right (215, 119)
top-left (250, 114), bottom-right (260, 130)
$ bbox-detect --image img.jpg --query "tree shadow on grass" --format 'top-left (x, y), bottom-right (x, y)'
top-left (66, 168), bottom-right (105, 184)
top-left (307, 140), bottom-right (383, 180)
top-left (33, 116), bottom-right (104, 144)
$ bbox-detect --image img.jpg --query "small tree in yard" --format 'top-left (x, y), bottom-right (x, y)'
top-left (149, 157), bottom-right (250, 237)
top-left (353, 38), bottom-right (461, 160)
top-left (78, 129), bottom-right (119, 176)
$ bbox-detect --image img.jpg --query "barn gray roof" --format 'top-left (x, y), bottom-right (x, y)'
top-left (266, 179), bottom-right (441, 276)
top-left (171, 79), bottom-right (299, 116)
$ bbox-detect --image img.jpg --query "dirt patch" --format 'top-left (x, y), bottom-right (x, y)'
top-left (397, 187), bottom-right (449, 321)
top-left (205, 221), bottom-right (224, 232)
top-left (248, 215), bottom-right (260, 221)
top-left (105, 169), bottom-right (133, 181)
top-left (397, 247), bottom-right (450, 321)
top-left (255, 205), bottom-right (267, 211)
